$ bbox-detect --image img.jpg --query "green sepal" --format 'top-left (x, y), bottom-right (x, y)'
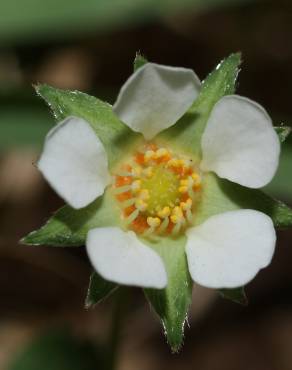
top-left (219, 287), bottom-right (248, 305)
top-left (158, 53), bottom-right (241, 158)
top-left (22, 190), bottom-right (120, 246)
top-left (196, 173), bottom-right (292, 229)
top-left (133, 52), bottom-right (148, 71)
top-left (35, 84), bottom-right (141, 168)
top-left (85, 272), bottom-right (117, 308)
top-left (275, 126), bottom-right (291, 143)
top-left (144, 236), bottom-right (192, 352)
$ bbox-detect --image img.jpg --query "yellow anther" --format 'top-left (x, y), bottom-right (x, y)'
top-left (182, 159), bottom-right (192, 168)
top-left (147, 217), bottom-right (161, 228)
top-left (144, 150), bottom-right (156, 162)
top-left (142, 166), bottom-right (153, 178)
top-left (171, 206), bottom-right (184, 224)
top-left (170, 214), bottom-right (179, 224)
top-left (156, 148), bottom-right (169, 158)
top-left (178, 186), bottom-right (188, 193)
top-left (131, 180), bottom-right (141, 192)
top-left (157, 206), bottom-right (171, 218)
top-left (173, 206), bottom-right (183, 215)
top-left (132, 166), bottom-right (142, 177)
top-left (135, 199), bottom-right (148, 211)
top-left (167, 158), bottom-right (180, 167)
top-left (180, 179), bottom-right (189, 186)
top-left (180, 198), bottom-right (192, 211)
top-left (180, 202), bottom-right (186, 210)
top-left (192, 172), bottom-right (201, 185)
top-left (138, 189), bottom-right (150, 200)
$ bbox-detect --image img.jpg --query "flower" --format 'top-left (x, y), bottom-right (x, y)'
top-left (37, 62), bottom-right (280, 290)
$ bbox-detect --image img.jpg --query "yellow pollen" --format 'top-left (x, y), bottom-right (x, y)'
top-left (180, 179), bottom-right (189, 186)
top-left (180, 198), bottom-right (192, 211)
top-left (170, 206), bottom-right (184, 224)
top-left (144, 150), bottom-right (156, 162)
top-left (172, 206), bottom-right (183, 216)
top-left (178, 186), bottom-right (188, 193)
top-left (156, 148), bottom-right (169, 158)
top-left (135, 199), bottom-right (148, 211)
top-left (147, 217), bottom-right (161, 228)
top-left (158, 206), bottom-right (171, 218)
top-left (192, 172), bottom-right (201, 185)
top-left (167, 158), bottom-right (180, 167)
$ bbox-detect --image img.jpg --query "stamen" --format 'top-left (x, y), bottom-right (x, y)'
top-left (156, 148), bottom-right (168, 158)
top-left (186, 209), bottom-right (193, 223)
top-left (113, 185), bottom-right (132, 194)
top-left (132, 166), bottom-right (142, 177)
top-left (131, 180), bottom-right (142, 192)
top-left (172, 222), bottom-right (181, 235)
top-left (116, 171), bottom-right (133, 177)
top-left (113, 144), bottom-right (202, 236)
top-left (147, 217), bottom-right (161, 228)
top-left (125, 209), bottom-right (140, 224)
top-left (191, 172), bottom-right (201, 185)
top-left (178, 186), bottom-right (188, 193)
top-left (144, 216), bottom-right (161, 236)
top-left (121, 198), bottom-right (136, 208)
top-left (157, 206), bottom-right (171, 218)
top-left (159, 216), bottom-right (169, 233)
top-left (181, 198), bottom-right (193, 223)
top-left (135, 199), bottom-right (148, 211)
top-left (144, 150), bottom-right (156, 162)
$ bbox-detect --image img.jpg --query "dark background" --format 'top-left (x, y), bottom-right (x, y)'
top-left (0, 0), bottom-right (292, 369)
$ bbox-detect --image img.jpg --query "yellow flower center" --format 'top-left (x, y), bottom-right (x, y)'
top-left (113, 144), bottom-right (202, 236)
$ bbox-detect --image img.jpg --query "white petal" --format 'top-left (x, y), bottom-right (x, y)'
top-left (86, 227), bottom-right (167, 289)
top-left (201, 95), bottom-right (280, 188)
top-left (113, 63), bottom-right (200, 140)
top-left (186, 210), bottom-right (276, 288)
top-left (38, 116), bottom-right (111, 209)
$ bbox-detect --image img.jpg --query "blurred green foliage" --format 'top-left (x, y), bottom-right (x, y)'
top-left (0, 108), bottom-right (51, 150)
top-left (265, 144), bottom-right (292, 200)
top-left (0, 0), bottom-right (251, 44)
top-left (0, 89), bottom-right (51, 150)
top-left (8, 329), bottom-right (102, 370)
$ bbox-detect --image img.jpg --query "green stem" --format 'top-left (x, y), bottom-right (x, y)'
top-left (106, 288), bottom-right (128, 370)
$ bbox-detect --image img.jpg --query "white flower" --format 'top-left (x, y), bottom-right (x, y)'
top-left (38, 63), bottom-right (280, 290)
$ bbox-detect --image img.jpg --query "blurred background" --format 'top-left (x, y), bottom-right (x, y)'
top-left (0, 0), bottom-right (292, 369)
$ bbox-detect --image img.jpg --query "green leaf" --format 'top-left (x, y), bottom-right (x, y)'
top-left (85, 272), bottom-right (117, 308)
top-left (22, 189), bottom-right (120, 246)
top-left (35, 84), bottom-right (141, 167)
top-left (133, 52), bottom-right (148, 71)
top-left (8, 328), bottom-right (101, 370)
top-left (219, 287), bottom-right (248, 305)
top-left (195, 173), bottom-right (292, 228)
top-left (275, 126), bottom-right (291, 142)
top-left (144, 236), bottom-right (192, 352)
top-left (158, 53), bottom-right (241, 158)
